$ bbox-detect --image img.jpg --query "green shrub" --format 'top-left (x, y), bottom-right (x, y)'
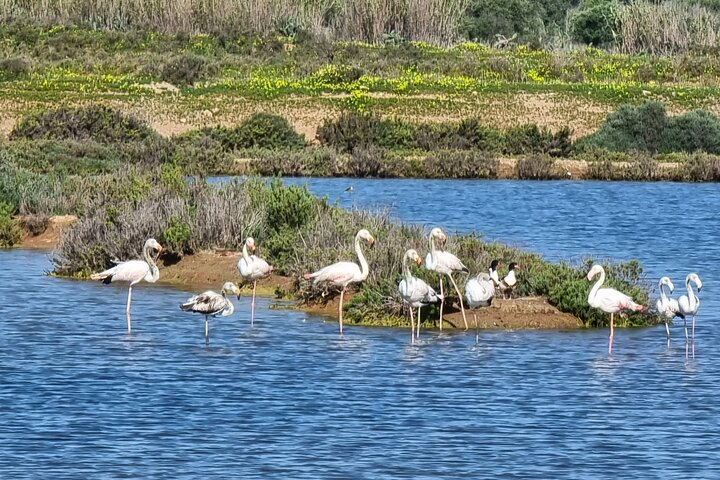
top-left (0, 202), bottom-right (23, 247)
top-left (317, 111), bottom-right (381, 153)
top-left (662, 109), bottom-right (720, 154)
top-left (10, 105), bottom-right (158, 144)
top-left (0, 56), bottom-right (31, 80)
top-left (161, 53), bottom-right (212, 86)
top-left (163, 214), bottom-right (193, 255)
top-left (220, 113), bottom-right (306, 150)
top-left (571, 0), bottom-right (621, 46)
top-left (456, 118), bottom-right (505, 151)
top-left (578, 101), bottom-right (668, 153)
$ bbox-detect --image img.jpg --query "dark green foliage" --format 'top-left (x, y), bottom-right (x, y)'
top-left (0, 202), bottom-right (23, 247)
top-left (163, 214), bottom-right (193, 255)
top-left (456, 118), bottom-right (505, 151)
top-left (9, 105), bottom-right (158, 144)
top-left (317, 111), bottom-right (382, 153)
top-left (571, 0), bottom-right (620, 46)
top-left (199, 113), bottom-right (307, 151)
top-left (504, 124), bottom-right (572, 157)
top-left (662, 110), bottom-right (720, 154)
top-left (0, 56), bottom-right (31, 80)
top-left (161, 53), bottom-right (213, 86)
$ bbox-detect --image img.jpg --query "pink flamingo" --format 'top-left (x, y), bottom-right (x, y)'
top-left (587, 264), bottom-right (644, 355)
top-left (398, 249), bottom-right (442, 344)
top-left (90, 238), bottom-right (163, 333)
top-left (181, 282), bottom-right (241, 344)
top-left (237, 237), bottom-right (273, 326)
top-left (303, 229), bottom-right (375, 334)
top-left (424, 227), bottom-right (469, 330)
top-left (678, 273), bottom-right (702, 343)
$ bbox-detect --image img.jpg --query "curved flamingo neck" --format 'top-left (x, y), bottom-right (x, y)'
top-left (402, 253), bottom-right (413, 283)
top-left (143, 243), bottom-right (160, 283)
top-left (355, 233), bottom-right (369, 281)
top-left (221, 292), bottom-right (235, 317)
top-left (429, 234), bottom-right (438, 268)
top-left (659, 282), bottom-right (669, 306)
top-left (242, 242), bottom-right (252, 262)
top-left (589, 267), bottom-right (605, 303)
top-left (686, 278), bottom-right (698, 309)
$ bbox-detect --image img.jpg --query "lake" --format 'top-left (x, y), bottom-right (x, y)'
top-left (2, 179), bottom-right (719, 478)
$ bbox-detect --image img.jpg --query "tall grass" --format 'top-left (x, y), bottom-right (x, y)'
top-left (0, 0), bottom-right (468, 44)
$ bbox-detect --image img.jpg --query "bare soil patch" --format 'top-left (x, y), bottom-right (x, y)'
top-left (20, 215), bottom-right (77, 250)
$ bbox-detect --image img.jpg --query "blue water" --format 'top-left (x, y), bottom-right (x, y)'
top-left (3, 179), bottom-right (720, 478)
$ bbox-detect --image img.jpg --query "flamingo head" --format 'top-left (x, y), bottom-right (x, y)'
top-left (406, 249), bottom-right (422, 266)
top-left (659, 276), bottom-right (675, 293)
top-left (145, 238), bottom-right (163, 253)
top-left (429, 227), bottom-right (447, 245)
top-left (586, 264), bottom-right (604, 281)
top-left (245, 237), bottom-right (256, 253)
top-left (222, 282), bottom-right (242, 300)
top-left (687, 273), bottom-right (702, 292)
top-left (358, 229), bottom-right (375, 246)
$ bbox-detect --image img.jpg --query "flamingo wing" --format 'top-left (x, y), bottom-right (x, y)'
top-left (180, 291), bottom-right (228, 316)
top-left (307, 261), bottom-right (361, 287)
top-left (465, 274), bottom-right (494, 308)
top-left (678, 295), bottom-right (696, 316)
top-left (434, 251), bottom-right (468, 275)
top-left (594, 287), bottom-right (641, 313)
top-left (91, 260), bottom-right (150, 285)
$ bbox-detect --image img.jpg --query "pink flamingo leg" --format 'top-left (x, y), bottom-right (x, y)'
top-left (205, 316), bottom-right (209, 345)
top-left (438, 275), bottom-right (444, 331)
top-left (338, 287), bottom-right (345, 335)
top-left (684, 318), bottom-right (689, 343)
top-left (474, 311), bottom-right (479, 344)
top-left (608, 312), bottom-right (614, 355)
top-left (692, 315), bottom-right (696, 343)
top-left (416, 306), bottom-right (421, 339)
top-left (251, 281), bottom-right (257, 326)
top-left (447, 273), bottom-right (468, 330)
top-left (409, 304), bottom-right (415, 345)
top-left (126, 286), bottom-right (133, 333)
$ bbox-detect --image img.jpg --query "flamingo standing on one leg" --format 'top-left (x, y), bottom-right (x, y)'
top-left (237, 237), bottom-right (273, 326)
top-left (587, 264), bottom-right (644, 355)
top-left (303, 229), bottom-right (375, 335)
top-left (678, 273), bottom-right (702, 343)
top-left (180, 282), bottom-right (241, 344)
top-left (90, 238), bottom-right (163, 333)
top-left (398, 249), bottom-right (442, 344)
top-left (465, 271), bottom-right (495, 343)
top-left (656, 276), bottom-right (681, 343)
top-left (424, 228), bottom-right (469, 331)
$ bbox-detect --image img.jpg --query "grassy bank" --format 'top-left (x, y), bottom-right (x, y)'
top-left (0, 159), bottom-right (656, 329)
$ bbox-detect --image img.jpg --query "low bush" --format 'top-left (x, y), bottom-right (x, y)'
top-left (185, 113), bottom-right (307, 152)
top-left (160, 53), bottom-right (213, 86)
top-left (516, 154), bottom-right (562, 179)
top-left (18, 213), bottom-right (50, 236)
top-left (0, 202), bottom-right (23, 247)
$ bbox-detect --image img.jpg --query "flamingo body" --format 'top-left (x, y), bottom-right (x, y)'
top-left (425, 227), bottom-right (469, 330)
top-left (399, 249), bottom-right (441, 343)
top-left (181, 282), bottom-right (241, 343)
top-left (237, 237), bottom-right (273, 325)
top-left (678, 273), bottom-right (702, 342)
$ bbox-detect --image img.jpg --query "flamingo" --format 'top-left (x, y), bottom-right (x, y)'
top-left (398, 249), bottom-right (442, 344)
top-left (499, 262), bottom-right (520, 299)
top-left (465, 271), bottom-right (496, 342)
top-left (424, 227), bottom-right (469, 331)
top-left (587, 264), bottom-right (644, 355)
top-left (656, 276), bottom-right (681, 341)
top-left (180, 282), bottom-right (241, 344)
top-left (90, 238), bottom-right (163, 333)
top-left (678, 273), bottom-right (702, 342)
top-left (237, 237), bottom-right (274, 326)
top-left (303, 229), bottom-right (375, 335)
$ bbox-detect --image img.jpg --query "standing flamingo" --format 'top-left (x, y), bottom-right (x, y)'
top-left (465, 271), bottom-right (495, 342)
top-left (180, 282), bottom-right (241, 344)
top-left (678, 273), bottom-right (702, 342)
top-left (237, 237), bottom-right (274, 326)
top-left (424, 228), bottom-right (469, 331)
top-left (656, 276), bottom-right (681, 341)
top-left (90, 238), bottom-right (163, 333)
top-left (398, 249), bottom-right (442, 344)
top-left (587, 264), bottom-right (644, 355)
top-left (303, 229), bottom-right (375, 335)
top-left (499, 262), bottom-right (520, 299)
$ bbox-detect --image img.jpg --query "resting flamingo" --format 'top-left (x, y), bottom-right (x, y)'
top-left (303, 229), bottom-right (375, 334)
top-left (398, 249), bottom-right (442, 344)
top-left (424, 227), bottom-right (469, 331)
top-left (678, 273), bottom-right (702, 342)
top-left (90, 238), bottom-right (163, 333)
top-left (587, 264), bottom-right (644, 355)
top-left (237, 237), bottom-right (274, 326)
top-left (180, 282), bottom-right (241, 344)
top-left (499, 262), bottom-right (520, 299)
top-left (465, 271), bottom-right (495, 342)
top-left (656, 276), bottom-right (681, 341)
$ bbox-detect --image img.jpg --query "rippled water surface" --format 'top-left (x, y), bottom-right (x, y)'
top-left (3, 179), bottom-right (720, 478)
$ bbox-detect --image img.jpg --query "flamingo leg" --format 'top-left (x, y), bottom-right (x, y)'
top-left (684, 317), bottom-right (689, 343)
top-left (474, 311), bottom-right (479, 344)
top-left (409, 304), bottom-right (415, 345)
top-left (438, 275), bottom-right (444, 331)
top-left (608, 312), bottom-right (614, 355)
top-left (251, 280), bottom-right (257, 326)
top-left (126, 286), bottom-right (133, 333)
top-left (416, 306), bottom-right (421, 339)
top-left (664, 321), bottom-right (670, 339)
top-left (692, 314), bottom-right (696, 343)
top-left (205, 316), bottom-right (209, 345)
top-left (447, 274), bottom-right (468, 330)
top-left (339, 287), bottom-right (345, 335)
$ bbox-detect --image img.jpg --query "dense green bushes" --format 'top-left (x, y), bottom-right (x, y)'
top-left (0, 201), bottom-right (23, 247)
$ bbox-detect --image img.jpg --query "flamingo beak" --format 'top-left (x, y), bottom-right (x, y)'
top-left (368, 235), bottom-right (375, 246)
top-left (156, 244), bottom-right (164, 253)
top-left (415, 256), bottom-right (422, 266)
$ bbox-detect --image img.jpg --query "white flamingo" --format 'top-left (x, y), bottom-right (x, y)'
top-left (465, 271), bottom-right (496, 342)
top-left (424, 227), bottom-right (469, 331)
top-left (656, 276), bottom-right (681, 341)
top-left (587, 264), bottom-right (644, 355)
top-left (303, 229), bottom-right (375, 335)
top-left (398, 249), bottom-right (442, 344)
top-left (90, 238), bottom-right (163, 333)
top-left (678, 273), bottom-right (702, 342)
top-left (499, 262), bottom-right (520, 299)
top-left (237, 237), bottom-right (274, 326)
top-left (180, 282), bottom-right (241, 344)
